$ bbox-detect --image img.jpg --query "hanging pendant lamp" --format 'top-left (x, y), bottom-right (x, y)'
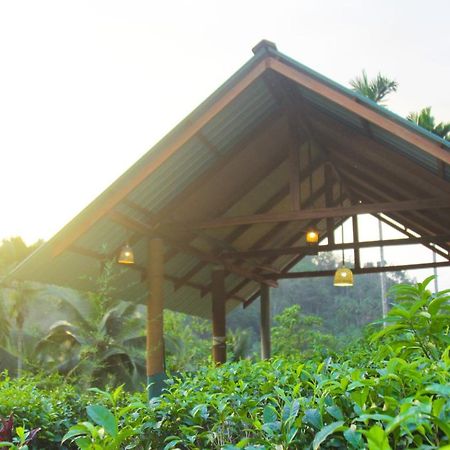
top-left (334, 266), bottom-right (354, 286)
top-left (118, 243), bottom-right (135, 265)
top-left (334, 211), bottom-right (353, 286)
top-left (306, 228), bottom-right (319, 245)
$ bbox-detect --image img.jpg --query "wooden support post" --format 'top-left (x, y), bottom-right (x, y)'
top-left (211, 266), bottom-right (226, 365)
top-left (147, 238), bottom-right (166, 398)
top-left (260, 284), bottom-right (271, 360)
top-left (325, 164), bottom-right (335, 245)
top-left (352, 215), bottom-right (361, 269)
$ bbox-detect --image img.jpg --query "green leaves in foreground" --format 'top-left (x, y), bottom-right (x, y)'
top-left (4, 279), bottom-right (450, 449)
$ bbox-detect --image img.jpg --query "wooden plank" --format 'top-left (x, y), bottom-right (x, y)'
top-left (185, 197), bottom-right (449, 230)
top-left (266, 261), bottom-right (450, 279)
top-left (51, 58), bottom-right (271, 258)
top-left (267, 57), bottom-right (450, 164)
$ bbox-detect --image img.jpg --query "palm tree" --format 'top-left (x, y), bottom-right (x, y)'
top-left (407, 107), bottom-right (450, 140)
top-left (350, 70), bottom-right (398, 104)
top-left (0, 281), bottom-right (43, 376)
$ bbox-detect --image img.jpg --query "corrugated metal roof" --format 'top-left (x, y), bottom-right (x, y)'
top-left (5, 41), bottom-right (449, 319)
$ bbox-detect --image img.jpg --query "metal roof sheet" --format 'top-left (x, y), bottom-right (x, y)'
top-left (5, 41), bottom-right (449, 319)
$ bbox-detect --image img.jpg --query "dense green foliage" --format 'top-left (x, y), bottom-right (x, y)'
top-left (0, 278), bottom-right (448, 449)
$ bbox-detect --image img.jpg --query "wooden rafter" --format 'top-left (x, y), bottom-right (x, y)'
top-left (267, 57), bottom-right (450, 164)
top-left (308, 106), bottom-right (450, 194)
top-left (332, 158), bottom-right (450, 235)
top-left (373, 213), bottom-right (449, 260)
top-left (68, 244), bottom-right (245, 302)
top-left (220, 234), bottom-right (450, 259)
top-left (107, 210), bottom-right (278, 288)
top-left (51, 57), bottom-right (272, 258)
top-left (173, 156), bottom-right (326, 293)
top-left (178, 197), bottom-right (449, 230)
top-left (264, 261), bottom-right (450, 279)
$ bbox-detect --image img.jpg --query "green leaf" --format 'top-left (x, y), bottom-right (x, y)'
top-left (365, 425), bottom-right (392, 450)
top-left (304, 409), bottom-right (322, 430)
top-left (429, 295), bottom-right (450, 315)
top-left (344, 426), bottom-right (363, 448)
top-left (263, 405), bottom-right (277, 424)
top-left (86, 405), bottom-right (118, 438)
top-left (62, 425), bottom-right (90, 444)
top-left (313, 421), bottom-right (344, 450)
top-left (326, 405), bottom-right (344, 421)
top-left (423, 383), bottom-right (450, 397)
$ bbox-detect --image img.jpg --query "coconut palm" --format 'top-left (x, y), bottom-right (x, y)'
top-left (407, 107), bottom-right (450, 140)
top-left (350, 70), bottom-right (398, 104)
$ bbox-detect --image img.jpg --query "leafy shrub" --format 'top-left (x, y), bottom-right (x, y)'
top-left (0, 372), bottom-right (91, 449)
top-left (3, 279), bottom-right (450, 449)
top-left (371, 276), bottom-right (450, 360)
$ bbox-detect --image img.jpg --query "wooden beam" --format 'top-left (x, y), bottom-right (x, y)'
top-left (343, 179), bottom-right (450, 243)
top-left (352, 215), bottom-right (361, 269)
top-left (373, 213), bottom-right (450, 261)
top-left (67, 243), bottom-right (247, 302)
top-left (325, 163), bottom-right (335, 245)
top-left (163, 236), bottom-right (278, 288)
top-left (327, 148), bottom-right (450, 233)
top-left (267, 261), bottom-right (450, 279)
top-left (51, 58), bottom-right (271, 258)
top-left (108, 210), bottom-right (278, 287)
top-left (260, 284), bottom-right (271, 360)
top-left (288, 129), bottom-right (301, 210)
top-left (220, 234), bottom-right (450, 259)
top-left (223, 192), bottom-right (342, 306)
top-left (174, 158), bottom-right (326, 294)
top-left (267, 57), bottom-right (450, 164)
top-left (307, 106), bottom-right (450, 194)
top-left (212, 266), bottom-right (226, 365)
top-left (147, 238), bottom-right (165, 398)
top-left (184, 197), bottom-right (449, 230)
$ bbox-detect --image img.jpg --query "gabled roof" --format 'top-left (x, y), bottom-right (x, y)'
top-left (6, 40), bottom-right (450, 318)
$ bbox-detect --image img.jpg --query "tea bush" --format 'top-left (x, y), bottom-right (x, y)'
top-left (1, 278), bottom-right (449, 449)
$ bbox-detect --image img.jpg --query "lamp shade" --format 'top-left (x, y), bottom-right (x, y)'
top-left (306, 229), bottom-right (319, 244)
top-left (333, 266), bottom-right (353, 286)
top-left (118, 244), bottom-right (135, 265)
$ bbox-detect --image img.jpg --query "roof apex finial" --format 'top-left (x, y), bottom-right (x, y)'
top-left (252, 39), bottom-right (277, 56)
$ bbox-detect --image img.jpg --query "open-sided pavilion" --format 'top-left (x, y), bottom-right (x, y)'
top-left (7, 41), bottom-right (450, 396)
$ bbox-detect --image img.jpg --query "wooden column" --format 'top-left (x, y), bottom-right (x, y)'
top-left (325, 164), bottom-right (335, 245)
top-left (260, 284), bottom-right (271, 360)
top-left (211, 265), bottom-right (226, 365)
top-left (147, 237), bottom-right (166, 398)
top-left (352, 215), bottom-right (361, 269)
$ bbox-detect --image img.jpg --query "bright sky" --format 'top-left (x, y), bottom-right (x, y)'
top-left (0, 0), bottom-right (449, 287)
